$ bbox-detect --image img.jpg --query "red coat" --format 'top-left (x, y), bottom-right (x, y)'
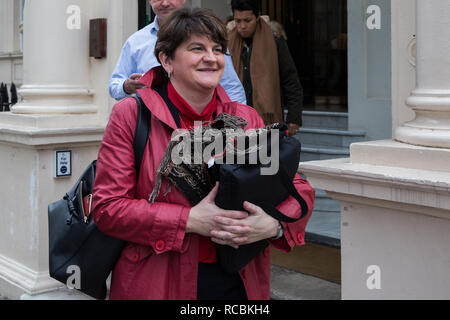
top-left (92, 67), bottom-right (315, 300)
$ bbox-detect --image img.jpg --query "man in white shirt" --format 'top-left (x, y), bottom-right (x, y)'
top-left (109, 0), bottom-right (247, 104)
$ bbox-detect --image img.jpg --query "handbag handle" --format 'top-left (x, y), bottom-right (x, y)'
top-left (257, 166), bottom-right (309, 223)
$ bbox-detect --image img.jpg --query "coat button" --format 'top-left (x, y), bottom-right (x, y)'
top-left (155, 240), bottom-right (165, 251)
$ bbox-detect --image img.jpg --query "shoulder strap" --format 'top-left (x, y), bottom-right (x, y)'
top-left (154, 84), bottom-right (182, 129)
top-left (133, 96), bottom-right (151, 182)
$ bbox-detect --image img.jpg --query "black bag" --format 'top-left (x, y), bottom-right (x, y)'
top-left (214, 126), bottom-right (309, 274)
top-left (48, 97), bottom-right (151, 300)
top-left (152, 86), bottom-right (309, 274)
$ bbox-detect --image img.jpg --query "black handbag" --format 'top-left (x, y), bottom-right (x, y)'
top-left (48, 97), bottom-right (151, 300)
top-left (213, 126), bottom-right (309, 274)
top-left (151, 86), bottom-right (309, 274)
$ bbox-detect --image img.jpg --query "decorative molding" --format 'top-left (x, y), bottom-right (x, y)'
top-left (0, 126), bottom-right (104, 147)
top-left (300, 157), bottom-right (450, 219)
top-left (0, 52), bottom-right (23, 60)
top-left (407, 35), bottom-right (416, 67)
top-left (0, 254), bottom-right (63, 296)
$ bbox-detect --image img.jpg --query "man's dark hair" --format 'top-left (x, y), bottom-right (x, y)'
top-left (231, 0), bottom-right (260, 17)
top-left (155, 8), bottom-right (228, 63)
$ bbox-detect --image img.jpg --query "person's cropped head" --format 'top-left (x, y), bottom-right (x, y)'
top-left (149, 0), bottom-right (186, 23)
top-left (155, 8), bottom-right (228, 92)
top-left (231, 0), bottom-right (260, 39)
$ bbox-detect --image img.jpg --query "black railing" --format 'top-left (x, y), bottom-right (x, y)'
top-left (0, 83), bottom-right (18, 112)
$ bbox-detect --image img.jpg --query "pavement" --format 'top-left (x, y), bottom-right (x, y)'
top-left (6, 265), bottom-right (341, 300)
top-left (270, 265), bottom-right (341, 300)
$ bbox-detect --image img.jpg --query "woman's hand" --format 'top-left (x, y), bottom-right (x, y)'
top-left (187, 183), bottom-right (248, 248)
top-left (211, 201), bottom-right (279, 247)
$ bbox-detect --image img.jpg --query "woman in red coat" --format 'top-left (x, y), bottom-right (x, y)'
top-left (92, 8), bottom-right (314, 300)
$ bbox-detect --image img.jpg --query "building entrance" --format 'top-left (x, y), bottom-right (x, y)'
top-left (137, 0), bottom-right (348, 112)
top-left (260, 0), bottom-right (348, 112)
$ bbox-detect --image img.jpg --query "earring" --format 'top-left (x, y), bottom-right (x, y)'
top-left (168, 70), bottom-right (172, 79)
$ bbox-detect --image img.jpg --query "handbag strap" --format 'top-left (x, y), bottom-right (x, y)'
top-left (258, 166), bottom-right (309, 223)
top-left (133, 96), bottom-right (151, 181)
top-left (154, 84), bottom-right (182, 129)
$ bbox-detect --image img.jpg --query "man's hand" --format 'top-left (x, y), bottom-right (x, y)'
top-left (287, 123), bottom-right (299, 137)
top-left (123, 73), bottom-right (145, 94)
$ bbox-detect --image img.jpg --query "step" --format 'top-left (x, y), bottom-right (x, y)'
top-left (298, 128), bottom-right (366, 148)
top-left (300, 145), bottom-right (350, 162)
top-left (271, 242), bottom-right (341, 285)
top-left (302, 111), bottom-right (348, 130)
top-left (313, 189), bottom-right (341, 213)
top-left (20, 287), bottom-right (94, 300)
top-left (305, 210), bottom-right (341, 248)
top-left (270, 265), bottom-right (341, 300)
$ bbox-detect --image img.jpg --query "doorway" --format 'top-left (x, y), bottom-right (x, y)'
top-left (138, 0), bottom-right (154, 30)
top-left (137, 0), bottom-right (349, 112)
top-left (260, 0), bottom-right (348, 112)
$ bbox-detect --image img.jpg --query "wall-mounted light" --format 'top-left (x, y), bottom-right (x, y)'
top-left (89, 19), bottom-right (107, 59)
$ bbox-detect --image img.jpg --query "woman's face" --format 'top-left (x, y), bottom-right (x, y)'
top-left (162, 34), bottom-right (225, 93)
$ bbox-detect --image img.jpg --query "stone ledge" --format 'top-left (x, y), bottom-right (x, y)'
top-left (351, 139), bottom-right (450, 172)
top-left (0, 254), bottom-right (63, 298)
top-left (0, 112), bottom-right (106, 129)
top-left (301, 157), bottom-right (450, 222)
top-left (0, 126), bottom-right (104, 147)
top-left (0, 113), bottom-right (106, 147)
top-left (21, 287), bottom-right (94, 300)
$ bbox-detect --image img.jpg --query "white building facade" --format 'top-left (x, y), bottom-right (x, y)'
top-left (0, 0), bottom-right (448, 299)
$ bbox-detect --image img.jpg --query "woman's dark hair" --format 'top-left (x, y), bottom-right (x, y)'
top-left (155, 8), bottom-right (228, 64)
top-left (231, 0), bottom-right (260, 17)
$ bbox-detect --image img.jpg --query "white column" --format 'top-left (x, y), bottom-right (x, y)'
top-left (395, 0), bottom-right (450, 148)
top-left (0, 0), bottom-right (15, 52)
top-left (12, 0), bottom-right (96, 114)
top-left (299, 0), bottom-right (450, 299)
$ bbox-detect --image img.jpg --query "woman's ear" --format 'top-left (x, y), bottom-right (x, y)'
top-left (158, 52), bottom-right (173, 75)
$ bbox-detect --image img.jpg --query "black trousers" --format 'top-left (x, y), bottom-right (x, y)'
top-left (196, 263), bottom-right (247, 300)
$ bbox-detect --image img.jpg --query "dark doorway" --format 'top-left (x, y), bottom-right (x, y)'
top-left (138, 0), bottom-right (155, 30)
top-left (260, 0), bottom-right (348, 111)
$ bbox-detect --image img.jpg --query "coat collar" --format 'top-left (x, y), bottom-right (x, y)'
top-left (137, 66), bottom-right (237, 131)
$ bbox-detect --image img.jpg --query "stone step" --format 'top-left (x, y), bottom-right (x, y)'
top-left (270, 265), bottom-right (341, 300)
top-left (302, 111), bottom-right (348, 130)
top-left (300, 145), bottom-right (350, 162)
top-left (305, 210), bottom-right (341, 248)
top-left (21, 287), bottom-right (94, 300)
top-left (313, 189), bottom-right (341, 213)
top-left (298, 128), bottom-right (366, 148)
